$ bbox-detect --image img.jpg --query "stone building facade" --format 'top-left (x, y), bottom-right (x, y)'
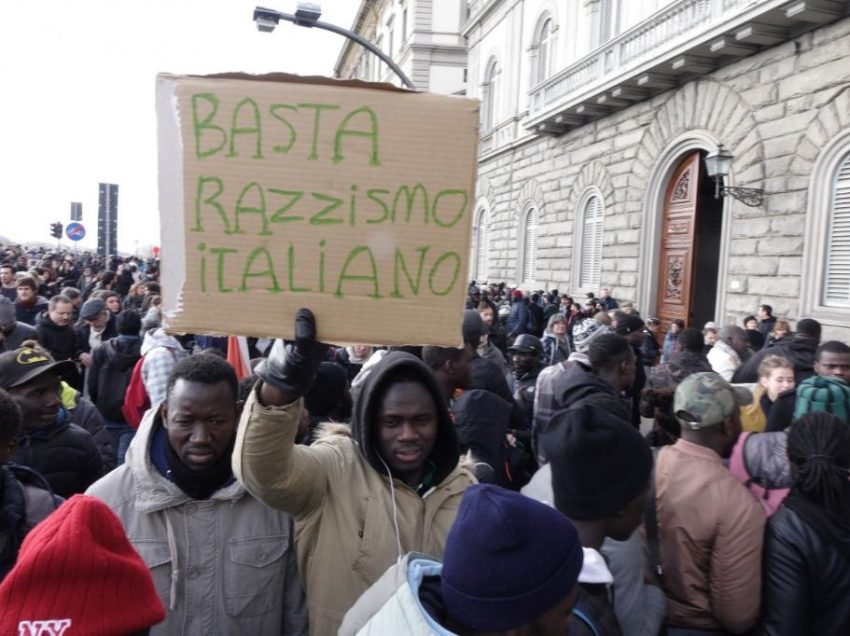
top-left (464, 0), bottom-right (850, 340)
top-left (337, 0), bottom-right (850, 340)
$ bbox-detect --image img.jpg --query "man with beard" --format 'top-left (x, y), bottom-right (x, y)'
top-left (234, 309), bottom-right (476, 635)
top-left (87, 354), bottom-right (307, 635)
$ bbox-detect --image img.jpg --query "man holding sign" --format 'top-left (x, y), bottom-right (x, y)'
top-left (233, 309), bottom-right (476, 635)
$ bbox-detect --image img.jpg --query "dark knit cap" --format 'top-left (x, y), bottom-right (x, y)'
top-left (305, 362), bottom-right (349, 417)
top-left (116, 310), bottom-right (141, 336)
top-left (541, 404), bottom-right (653, 519)
top-left (462, 310), bottom-right (486, 347)
top-left (441, 484), bottom-right (583, 631)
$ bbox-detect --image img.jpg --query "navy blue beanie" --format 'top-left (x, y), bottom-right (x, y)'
top-left (441, 484), bottom-right (583, 631)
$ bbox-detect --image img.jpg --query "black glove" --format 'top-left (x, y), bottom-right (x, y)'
top-left (255, 308), bottom-right (328, 398)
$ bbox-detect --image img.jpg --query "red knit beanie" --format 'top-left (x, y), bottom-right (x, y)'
top-left (0, 495), bottom-right (165, 635)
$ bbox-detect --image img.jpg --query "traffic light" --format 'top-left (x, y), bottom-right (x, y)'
top-left (50, 222), bottom-right (63, 239)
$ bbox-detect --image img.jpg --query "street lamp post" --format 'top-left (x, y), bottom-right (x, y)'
top-left (253, 4), bottom-right (416, 90)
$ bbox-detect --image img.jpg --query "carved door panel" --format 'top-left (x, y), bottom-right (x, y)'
top-left (656, 152), bottom-right (700, 330)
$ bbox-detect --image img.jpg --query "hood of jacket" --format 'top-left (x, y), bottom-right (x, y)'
top-left (775, 337), bottom-right (817, 371)
top-left (559, 362), bottom-right (618, 409)
top-left (452, 389), bottom-right (510, 462)
top-left (123, 407), bottom-right (245, 513)
top-left (140, 327), bottom-right (185, 357)
top-left (667, 351), bottom-right (712, 383)
top-left (350, 351), bottom-right (459, 488)
top-left (105, 336), bottom-right (142, 371)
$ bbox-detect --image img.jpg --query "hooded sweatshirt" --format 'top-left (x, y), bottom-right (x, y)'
top-left (233, 351), bottom-right (476, 636)
top-left (533, 362), bottom-right (630, 464)
top-left (140, 329), bottom-right (189, 408)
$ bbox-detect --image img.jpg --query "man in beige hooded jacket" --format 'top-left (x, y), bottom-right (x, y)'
top-left (234, 309), bottom-right (476, 635)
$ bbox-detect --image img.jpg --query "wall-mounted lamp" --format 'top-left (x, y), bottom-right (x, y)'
top-left (704, 144), bottom-right (764, 207)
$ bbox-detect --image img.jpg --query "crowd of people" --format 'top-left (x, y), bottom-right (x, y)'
top-left (0, 243), bottom-right (849, 635)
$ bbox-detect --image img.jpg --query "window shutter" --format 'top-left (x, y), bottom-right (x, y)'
top-left (825, 152), bottom-right (850, 306)
top-left (522, 208), bottom-right (538, 283)
top-left (599, 0), bottom-right (621, 44)
top-left (580, 196), bottom-right (603, 289)
top-left (537, 20), bottom-right (551, 84)
top-left (476, 212), bottom-right (489, 280)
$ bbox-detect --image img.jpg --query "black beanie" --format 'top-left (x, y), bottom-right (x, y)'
top-left (304, 362), bottom-right (348, 417)
top-left (541, 404), bottom-right (652, 519)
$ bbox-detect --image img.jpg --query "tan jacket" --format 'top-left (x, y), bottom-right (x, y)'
top-left (87, 410), bottom-right (307, 635)
top-left (234, 387), bottom-right (476, 636)
top-left (655, 439), bottom-right (765, 633)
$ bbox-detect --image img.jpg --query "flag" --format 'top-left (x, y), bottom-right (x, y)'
top-left (226, 336), bottom-right (251, 381)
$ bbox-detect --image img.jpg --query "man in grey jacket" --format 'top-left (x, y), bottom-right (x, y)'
top-left (87, 354), bottom-right (307, 635)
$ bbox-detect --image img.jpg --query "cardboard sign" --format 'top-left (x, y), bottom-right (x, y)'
top-left (157, 73), bottom-right (479, 346)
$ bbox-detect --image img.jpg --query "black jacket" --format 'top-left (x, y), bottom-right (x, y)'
top-left (36, 312), bottom-right (78, 361)
top-left (14, 297), bottom-right (49, 326)
top-left (765, 388), bottom-right (796, 432)
top-left (759, 315), bottom-right (777, 336)
top-left (733, 337), bottom-right (818, 385)
top-left (13, 417), bottom-right (103, 499)
top-left (470, 354), bottom-right (528, 432)
top-left (648, 351), bottom-right (712, 390)
top-left (0, 322), bottom-right (38, 353)
top-left (453, 389), bottom-right (531, 490)
top-left (761, 495), bottom-right (850, 634)
top-left (65, 393), bottom-right (116, 472)
top-left (87, 336), bottom-right (142, 423)
top-left (558, 362), bottom-right (630, 422)
top-left (74, 313), bottom-right (118, 355)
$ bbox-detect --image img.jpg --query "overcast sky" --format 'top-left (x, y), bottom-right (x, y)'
top-left (0, 0), bottom-right (358, 253)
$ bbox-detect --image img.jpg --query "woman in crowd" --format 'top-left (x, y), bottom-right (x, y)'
top-left (661, 318), bottom-right (685, 363)
top-left (741, 355), bottom-right (795, 433)
top-left (540, 314), bottom-right (571, 367)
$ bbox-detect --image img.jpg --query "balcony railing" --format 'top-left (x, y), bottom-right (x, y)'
top-left (527, 0), bottom-right (802, 125)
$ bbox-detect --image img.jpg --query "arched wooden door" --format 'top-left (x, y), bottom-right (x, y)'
top-left (655, 152), bottom-right (700, 329)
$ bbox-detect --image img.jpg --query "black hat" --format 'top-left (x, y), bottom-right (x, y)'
top-left (541, 403), bottom-right (652, 519)
top-left (0, 347), bottom-right (79, 390)
top-left (615, 314), bottom-right (645, 336)
top-left (508, 334), bottom-right (542, 354)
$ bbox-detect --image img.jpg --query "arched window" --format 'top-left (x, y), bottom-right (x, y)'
top-left (521, 207), bottom-right (538, 283)
top-left (482, 59), bottom-right (499, 131)
top-left (824, 150), bottom-right (850, 307)
top-left (535, 18), bottom-right (553, 84)
top-left (579, 195), bottom-right (603, 289)
top-left (473, 209), bottom-right (490, 281)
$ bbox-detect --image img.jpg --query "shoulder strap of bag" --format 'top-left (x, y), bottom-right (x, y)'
top-left (644, 447), bottom-right (663, 579)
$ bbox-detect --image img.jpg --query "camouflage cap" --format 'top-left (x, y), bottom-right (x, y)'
top-left (674, 372), bottom-right (752, 429)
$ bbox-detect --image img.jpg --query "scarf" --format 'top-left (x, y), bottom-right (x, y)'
top-left (153, 426), bottom-right (235, 500)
